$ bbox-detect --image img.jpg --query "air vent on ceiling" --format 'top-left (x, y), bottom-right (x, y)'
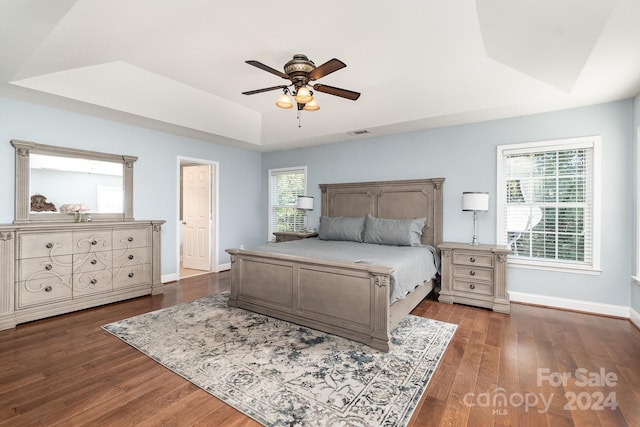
top-left (347, 130), bottom-right (370, 136)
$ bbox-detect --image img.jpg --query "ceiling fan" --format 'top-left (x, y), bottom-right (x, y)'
top-left (242, 54), bottom-right (361, 112)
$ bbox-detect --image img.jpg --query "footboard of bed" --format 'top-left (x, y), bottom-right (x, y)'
top-left (226, 248), bottom-right (396, 352)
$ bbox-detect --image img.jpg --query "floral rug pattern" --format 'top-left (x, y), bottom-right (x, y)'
top-left (102, 293), bottom-right (456, 426)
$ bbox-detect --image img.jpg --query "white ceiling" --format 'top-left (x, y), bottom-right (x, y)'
top-left (1, 0), bottom-right (639, 152)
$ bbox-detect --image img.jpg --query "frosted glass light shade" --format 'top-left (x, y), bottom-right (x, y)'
top-left (303, 98), bottom-right (320, 111)
top-left (297, 196), bottom-right (314, 210)
top-left (294, 86), bottom-right (313, 103)
top-left (462, 192), bottom-right (489, 211)
top-left (276, 93), bottom-right (293, 109)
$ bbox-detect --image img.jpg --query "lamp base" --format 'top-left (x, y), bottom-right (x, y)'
top-left (470, 211), bottom-right (480, 245)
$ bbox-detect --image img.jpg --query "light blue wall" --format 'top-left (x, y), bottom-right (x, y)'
top-left (263, 100), bottom-right (634, 308)
top-left (2, 94), bottom-right (636, 309)
top-left (0, 96), bottom-right (263, 278)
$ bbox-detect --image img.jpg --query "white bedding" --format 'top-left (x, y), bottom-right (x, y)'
top-left (250, 238), bottom-right (439, 303)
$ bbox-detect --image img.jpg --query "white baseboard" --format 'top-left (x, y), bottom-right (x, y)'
top-left (215, 263), bottom-right (230, 272)
top-left (161, 273), bottom-right (178, 283)
top-left (509, 291), bottom-right (630, 318)
top-left (631, 308), bottom-right (640, 329)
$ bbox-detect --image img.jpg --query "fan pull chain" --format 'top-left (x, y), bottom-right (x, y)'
top-left (297, 109), bottom-right (301, 128)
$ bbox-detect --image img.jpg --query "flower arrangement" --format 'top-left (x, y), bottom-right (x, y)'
top-left (59, 204), bottom-right (90, 222)
top-left (59, 203), bottom-right (90, 214)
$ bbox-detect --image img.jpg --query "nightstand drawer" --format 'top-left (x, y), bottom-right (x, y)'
top-left (453, 251), bottom-right (493, 267)
top-left (453, 279), bottom-right (493, 296)
top-left (452, 265), bottom-right (493, 282)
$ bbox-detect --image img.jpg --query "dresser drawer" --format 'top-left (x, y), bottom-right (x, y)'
top-left (18, 255), bottom-right (73, 280)
top-left (73, 230), bottom-right (112, 254)
top-left (113, 263), bottom-right (151, 289)
top-left (18, 232), bottom-right (73, 259)
top-left (112, 246), bottom-right (149, 267)
top-left (452, 265), bottom-right (493, 282)
top-left (17, 275), bottom-right (73, 308)
top-left (73, 270), bottom-right (113, 297)
top-left (113, 227), bottom-right (150, 250)
top-left (452, 251), bottom-right (493, 268)
top-left (73, 251), bottom-right (112, 273)
top-left (453, 279), bottom-right (493, 296)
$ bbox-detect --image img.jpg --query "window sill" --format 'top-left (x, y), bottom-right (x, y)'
top-left (507, 259), bottom-right (602, 276)
top-left (632, 276), bottom-right (640, 285)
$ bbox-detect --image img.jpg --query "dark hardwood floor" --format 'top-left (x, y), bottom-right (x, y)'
top-left (1, 271), bottom-right (638, 426)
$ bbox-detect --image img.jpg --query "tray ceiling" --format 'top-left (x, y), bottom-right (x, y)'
top-left (1, 0), bottom-right (639, 151)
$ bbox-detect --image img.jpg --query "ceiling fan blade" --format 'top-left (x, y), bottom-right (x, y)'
top-left (309, 58), bottom-right (346, 80)
top-left (313, 84), bottom-right (361, 101)
top-left (245, 60), bottom-right (289, 79)
top-left (242, 85), bottom-right (289, 95)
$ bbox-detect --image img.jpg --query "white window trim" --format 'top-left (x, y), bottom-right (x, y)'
top-left (267, 166), bottom-right (307, 241)
top-left (496, 136), bottom-right (601, 274)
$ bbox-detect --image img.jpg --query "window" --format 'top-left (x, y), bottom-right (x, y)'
top-left (497, 136), bottom-right (600, 273)
top-left (268, 166), bottom-right (307, 240)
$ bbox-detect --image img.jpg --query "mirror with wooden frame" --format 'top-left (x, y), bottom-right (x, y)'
top-left (11, 140), bottom-right (136, 223)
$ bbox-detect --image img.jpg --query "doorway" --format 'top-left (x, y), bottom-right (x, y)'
top-left (177, 157), bottom-right (219, 279)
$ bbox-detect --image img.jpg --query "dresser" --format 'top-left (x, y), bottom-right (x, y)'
top-left (437, 242), bottom-right (511, 313)
top-left (0, 221), bottom-right (164, 330)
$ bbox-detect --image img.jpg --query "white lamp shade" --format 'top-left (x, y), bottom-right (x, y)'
top-left (462, 192), bottom-right (489, 211)
top-left (297, 196), bottom-right (314, 210)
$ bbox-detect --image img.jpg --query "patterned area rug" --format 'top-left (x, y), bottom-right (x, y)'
top-left (102, 293), bottom-right (457, 426)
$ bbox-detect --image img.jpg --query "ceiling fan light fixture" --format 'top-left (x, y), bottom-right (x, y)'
top-left (276, 92), bottom-right (293, 109)
top-left (294, 86), bottom-right (313, 104)
top-left (303, 98), bottom-right (320, 111)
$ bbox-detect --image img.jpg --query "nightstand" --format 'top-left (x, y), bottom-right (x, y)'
top-left (437, 242), bottom-right (511, 313)
top-left (273, 231), bottom-right (318, 243)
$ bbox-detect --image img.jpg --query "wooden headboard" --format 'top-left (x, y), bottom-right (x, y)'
top-left (319, 178), bottom-right (445, 248)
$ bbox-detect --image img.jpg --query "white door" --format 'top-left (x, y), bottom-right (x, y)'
top-left (183, 165), bottom-right (211, 270)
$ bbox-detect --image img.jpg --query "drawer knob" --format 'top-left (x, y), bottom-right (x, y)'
top-left (91, 240), bottom-right (97, 245)
top-left (45, 264), bottom-right (52, 271)
top-left (128, 254), bottom-right (134, 260)
top-left (128, 237), bottom-right (134, 242)
top-left (91, 259), bottom-right (97, 265)
top-left (470, 270), bottom-right (475, 276)
top-left (469, 257), bottom-right (476, 263)
top-left (46, 243), bottom-right (53, 249)
top-left (128, 272), bottom-right (134, 278)
top-left (44, 286), bottom-right (52, 292)
top-left (469, 284), bottom-right (476, 290)
top-left (90, 279), bottom-right (97, 285)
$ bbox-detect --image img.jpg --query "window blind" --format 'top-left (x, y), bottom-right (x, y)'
top-left (268, 167), bottom-right (306, 239)
top-left (498, 138), bottom-right (599, 271)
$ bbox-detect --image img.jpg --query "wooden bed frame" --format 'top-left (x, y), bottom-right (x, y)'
top-left (226, 178), bottom-right (444, 351)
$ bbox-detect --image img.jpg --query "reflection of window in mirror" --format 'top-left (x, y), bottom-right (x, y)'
top-left (30, 154), bottom-right (124, 213)
top-left (97, 185), bottom-right (123, 212)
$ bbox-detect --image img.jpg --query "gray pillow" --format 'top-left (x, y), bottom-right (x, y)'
top-left (363, 215), bottom-right (426, 246)
top-left (318, 216), bottom-right (366, 242)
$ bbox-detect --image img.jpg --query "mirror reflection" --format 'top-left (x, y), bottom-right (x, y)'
top-left (30, 154), bottom-right (124, 214)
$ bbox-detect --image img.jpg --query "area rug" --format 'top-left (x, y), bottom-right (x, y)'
top-left (102, 293), bottom-right (457, 426)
